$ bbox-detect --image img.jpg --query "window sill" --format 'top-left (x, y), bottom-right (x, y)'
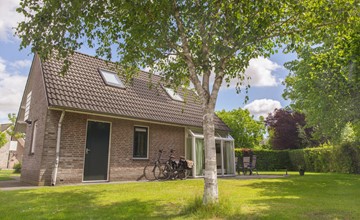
top-left (132, 157), bottom-right (149, 160)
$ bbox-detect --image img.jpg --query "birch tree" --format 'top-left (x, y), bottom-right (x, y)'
top-left (16, 0), bottom-right (356, 204)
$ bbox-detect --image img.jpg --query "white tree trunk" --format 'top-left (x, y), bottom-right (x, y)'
top-left (202, 106), bottom-right (218, 204)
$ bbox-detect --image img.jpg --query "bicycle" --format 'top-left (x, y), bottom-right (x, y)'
top-left (162, 149), bottom-right (193, 180)
top-left (143, 149), bottom-right (168, 181)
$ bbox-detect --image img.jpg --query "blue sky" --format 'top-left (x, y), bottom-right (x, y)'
top-left (0, 0), bottom-right (296, 123)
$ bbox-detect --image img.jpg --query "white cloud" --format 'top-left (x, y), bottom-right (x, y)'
top-left (10, 59), bottom-right (32, 69)
top-left (244, 57), bottom-right (281, 87)
top-left (0, 57), bottom-right (27, 123)
top-left (0, 0), bottom-right (23, 41)
top-left (244, 99), bottom-right (282, 118)
top-left (219, 57), bottom-right (281, 89)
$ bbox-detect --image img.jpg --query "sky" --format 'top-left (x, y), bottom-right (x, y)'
top-left (0, 0), bottom-right (297, 124)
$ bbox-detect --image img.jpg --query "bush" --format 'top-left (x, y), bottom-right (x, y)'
top-left (236, 143), bottom-right (360, 174)
top-left (235, 149), bottom-right (291, 171)
top-left (13, 163), bottom-right (21, 173)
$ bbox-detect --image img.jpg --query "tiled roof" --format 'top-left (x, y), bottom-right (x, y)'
top-left (41, 52), bottom-right (230, 131)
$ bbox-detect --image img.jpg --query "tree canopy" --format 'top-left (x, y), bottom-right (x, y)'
top-left (16, 0), bottom-right (357, 204)
top-left (284, 3), bottom-right (360, 142)
top-left (217, 108), bottom-right (265, 149)
top-left (265, 109), bottom-right (318, 150)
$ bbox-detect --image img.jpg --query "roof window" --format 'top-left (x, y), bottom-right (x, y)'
top-left (163, 87), bottom-right (183, 102)
top-left (99, 69), bottom-right (125, 88)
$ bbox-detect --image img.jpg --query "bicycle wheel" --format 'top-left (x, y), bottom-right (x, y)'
top-left (154, 163), bottom-right (171, 180)
top-left (143, 164), bottom-right (156, 181)
top-left (178, 169), bottom-right (190, 180)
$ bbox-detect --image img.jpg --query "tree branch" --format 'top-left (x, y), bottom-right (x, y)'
top-left (172, 0), bottom-right (205, 100)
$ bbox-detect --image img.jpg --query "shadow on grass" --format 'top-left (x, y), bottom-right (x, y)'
top-left (0, 188), bottom-right (180, 219)
top-left (1, 174), bottom-right (359, 219)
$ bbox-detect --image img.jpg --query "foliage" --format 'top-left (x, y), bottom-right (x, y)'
top-left (16, 0), bottom-right (357, 203)
top-left (217, 108), bottom-right (265, 148)
top-left (13, 163), bottom-right (22, 174)
top-left (235, 148), bottom-right (291, 171)
top-left (6, 113), bottom-right (24, 139)
top-left (284, 11), bottom-right (360, 142)
top-left (238, 143), bottom-right (360, 174)
top-left (265, 109), bottom-right (317, 150)
top-left (0, 132), bottom-right (7, 148)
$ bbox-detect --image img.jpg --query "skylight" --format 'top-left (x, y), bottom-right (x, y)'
top-left (164, 87), bottom-right (184, 102)
top-left (99, 69), bottom-right (125, 88)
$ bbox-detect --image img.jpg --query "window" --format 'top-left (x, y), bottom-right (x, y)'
top-left (99, 69), bottom-right (125, 88)
top-left (24, 91), bottom-right (32, 120)
top-left (163, 87), bottom-right (183, 102)
top-left (30, 120), bottom-right (38, 154)
top-left (133, 126), bottom-right (148, 159)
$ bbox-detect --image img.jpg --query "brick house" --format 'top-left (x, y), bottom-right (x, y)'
top-left (15, 52), bottom-right (235, 186)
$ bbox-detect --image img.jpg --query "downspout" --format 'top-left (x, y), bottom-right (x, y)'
top-left (51, 110), bottom-right (65, 186)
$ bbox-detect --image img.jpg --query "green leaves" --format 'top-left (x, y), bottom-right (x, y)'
top-left (216, 108), bottom-right (265, 148)
top-left (283, 9), bottom-right (360, 142)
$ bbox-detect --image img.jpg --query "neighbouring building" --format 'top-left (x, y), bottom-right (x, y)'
top-left (0, 124), bottom-right (24, 169)
top-left (15, 52), bottom-right (235, 186)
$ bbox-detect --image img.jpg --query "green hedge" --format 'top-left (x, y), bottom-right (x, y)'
top-left (236, 143), bottom-right (360, 173)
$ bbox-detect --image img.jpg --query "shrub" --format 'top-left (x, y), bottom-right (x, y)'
top-left (236, 144), bottom-right (360, 173)
top-left (13, 163), bottom-right (21, 173)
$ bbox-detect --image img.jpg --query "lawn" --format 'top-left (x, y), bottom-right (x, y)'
top-left (0, 170), bottom-right (19, 181)
top-left (0, 173), bottom-right (359, 219)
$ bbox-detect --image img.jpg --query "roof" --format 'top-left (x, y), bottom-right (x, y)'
top-left (0, 124), bottom-right (11, 132)
top-left (41, 52), bottom-right (230, 131)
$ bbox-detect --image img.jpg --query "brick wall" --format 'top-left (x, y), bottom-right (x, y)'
top-left (20, 55), bottom-right (49, 185)
top-left (41, 111), bottom-right (186, 185)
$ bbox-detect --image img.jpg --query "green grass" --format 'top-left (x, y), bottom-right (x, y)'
top-left (0, 170), bottom-right (19, 181)
top-left (0, 173), bottom-right (359, 219)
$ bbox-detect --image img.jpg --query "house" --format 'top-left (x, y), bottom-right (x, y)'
top-left (15, 52), bottom-right (235, 186)
top-left (0, 124), bottom-right (24, 169)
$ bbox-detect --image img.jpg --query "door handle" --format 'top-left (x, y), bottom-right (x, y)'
top-left (85, 148), bottom-right (91, 154)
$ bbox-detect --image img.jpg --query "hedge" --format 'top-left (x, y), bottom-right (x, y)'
top-left (235, 143), bottom-right (360, 173)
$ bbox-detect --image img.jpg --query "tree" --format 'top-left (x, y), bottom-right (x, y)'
top-left (16, 0), bottom-right (356, 204)
top-left (284, 20), bottom-right (360, 142)
top-left (6, 113), bottom-right (24, 139)
top-left (0, 113), bottom-right (23, 148)
top-left (217, 108), bottom-right (265, 149)
top-left (265, 109), bottom-right (316, 150)
top-left (0, 132), bottom-right (7, 148)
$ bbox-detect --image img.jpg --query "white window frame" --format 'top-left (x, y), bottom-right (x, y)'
top-left (24, 91), bottom-right (32, 120)
top-left (98, 68), bottom-right (125, 89)
top-left (133, 126), bottom-right (149, 159)
top-left (30, 120), bottom-right (38, 154)
top-left (163, 87), bottom-right (184, 102)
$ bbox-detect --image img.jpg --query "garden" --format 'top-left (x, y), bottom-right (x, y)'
top-left (0, 171), bottom-right (359, 219)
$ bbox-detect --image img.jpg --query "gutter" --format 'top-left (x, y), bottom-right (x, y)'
top-left (51, 110), bottom-right (65, 186)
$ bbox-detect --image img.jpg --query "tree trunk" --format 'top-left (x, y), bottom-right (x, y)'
top-left (202, 106), bottom-right (218, 204)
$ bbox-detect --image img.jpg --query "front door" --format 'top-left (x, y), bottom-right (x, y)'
top-left (83, 121), bottom-right (110, 181)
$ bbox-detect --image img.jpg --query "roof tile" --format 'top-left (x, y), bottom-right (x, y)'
top-left (41, 52), bottom-right (230, 131)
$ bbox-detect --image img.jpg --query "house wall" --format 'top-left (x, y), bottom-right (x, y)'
top-left (0, 133), bottom-right (10, 169)
top-left (38, 110), bottom-right (186, 185)
top-left (20, 55), bottom-right (49, 185)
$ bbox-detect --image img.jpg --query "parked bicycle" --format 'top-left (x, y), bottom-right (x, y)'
top-left (162, 149), bottom-right (194, 180)
top-left (143, 149), bottom-right (168, 181)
